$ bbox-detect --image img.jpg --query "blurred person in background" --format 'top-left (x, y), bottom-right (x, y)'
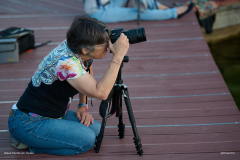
top-left (84, 0), bottom-right (193, 23)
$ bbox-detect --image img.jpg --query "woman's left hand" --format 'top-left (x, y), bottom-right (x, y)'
top-left (75, 107), bottom-right (94, 127)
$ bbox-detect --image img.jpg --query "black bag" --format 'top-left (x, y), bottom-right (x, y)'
top-left (0, 27), bottom-right (35, 53)
top-left (99, 87), bottom-right (117, 118)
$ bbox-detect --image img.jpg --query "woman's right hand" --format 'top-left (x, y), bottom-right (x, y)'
top-left (108, 33), bottom-right (129, 63)
top-left (75, 107), bottom-right (94, 127)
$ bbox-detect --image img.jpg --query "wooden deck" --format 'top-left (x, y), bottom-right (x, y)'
top-left (0, 0), bottom-right (240, 159)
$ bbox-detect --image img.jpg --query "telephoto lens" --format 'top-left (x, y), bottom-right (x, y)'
top-left (123, 28), bottom-right (146, 44)
top-left (110, 28), bottom-right (147, 44)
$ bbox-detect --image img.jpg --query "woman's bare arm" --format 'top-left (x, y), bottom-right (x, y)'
top-left (67, 33), bottom-right (129, 100)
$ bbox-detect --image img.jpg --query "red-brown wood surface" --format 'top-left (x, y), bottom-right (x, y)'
top-left (0, 0), bottom-right (240, 159)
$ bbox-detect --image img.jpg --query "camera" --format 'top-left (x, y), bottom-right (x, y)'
top-left (110, 28), bottom-right (146, 44)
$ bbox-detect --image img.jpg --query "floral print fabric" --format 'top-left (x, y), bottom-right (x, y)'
top-left (32, 40), bottom-right (86, 87)
top-left (193, 0), bottom-right (218, 20)
top-left (56, 55), bottom-right (85, 81)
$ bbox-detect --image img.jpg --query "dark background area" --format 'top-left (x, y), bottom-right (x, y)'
top-left (208, 34), bottom-right (240, 111)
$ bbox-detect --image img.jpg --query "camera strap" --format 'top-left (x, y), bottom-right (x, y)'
top-left (95, 0), bottom-right (110, 8)
top-left (84, 59), bottom-right (93, 109)
top-left (99, 87), bottom-right (116, 118)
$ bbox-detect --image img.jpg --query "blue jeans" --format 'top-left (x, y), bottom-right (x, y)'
top-left (8, 109), bottom-right (101, 155)
top-left (88, 0), bottom-right (177, 23)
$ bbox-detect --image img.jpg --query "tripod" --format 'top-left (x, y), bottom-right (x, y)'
top-left (94, 56), bottom-right (143, 156)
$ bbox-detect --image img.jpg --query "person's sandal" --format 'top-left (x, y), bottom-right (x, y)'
top-left (10, 135), bottom-right (29, 149)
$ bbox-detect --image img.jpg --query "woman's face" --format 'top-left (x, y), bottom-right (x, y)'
top-left (90, 41), bottom-right (109, 59)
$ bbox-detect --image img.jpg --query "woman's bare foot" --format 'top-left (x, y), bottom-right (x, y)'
top-left (176, 5), bottom-right (188, 15)
top-left (158, 4), bottom-right (169, 10)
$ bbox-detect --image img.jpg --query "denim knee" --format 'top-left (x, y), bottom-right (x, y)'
top-left (83, 130), bottom-right (96, 150)
top-left (29, 129), bottom-right (97, 155)
top-left (89, 120), bottom-right (101, 136)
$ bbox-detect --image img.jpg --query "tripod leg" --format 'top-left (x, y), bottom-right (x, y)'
top-left (115, 84), bottom-right (125, 139)
top-left (118, 114), bottom-right (125, 139)
top-left (94, 101), bottom-right (111, 153)
top-left (122, 86), bottom-right (143, 156)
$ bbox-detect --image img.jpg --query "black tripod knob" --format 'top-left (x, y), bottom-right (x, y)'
top-left (123, 56), bottom-right (129, 62)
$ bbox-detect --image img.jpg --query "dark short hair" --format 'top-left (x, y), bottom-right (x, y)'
top-left (67, 15), bottom-right (110, 54)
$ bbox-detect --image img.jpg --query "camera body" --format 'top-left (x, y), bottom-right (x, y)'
top-left (110, 28), bottom-right (146, 44)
